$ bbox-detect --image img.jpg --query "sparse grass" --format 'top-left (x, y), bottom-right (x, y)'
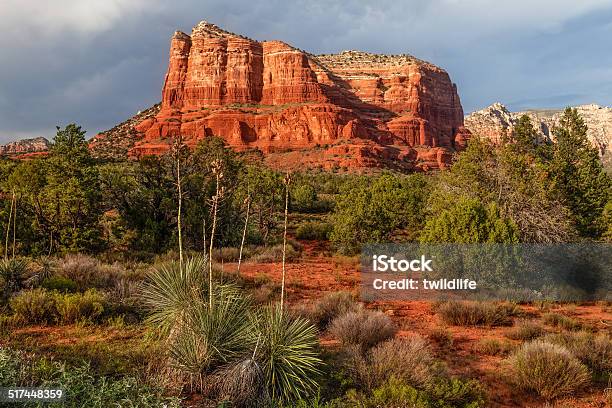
top-left (506, 320), bottom-right (546, 341)
top-left (309, 291), bottom-right (360, 330)
top-left (542, 312), bottom-right (583, 331)
top-left (329, 309), bottom-right (396, 350)
top-left (475, 338), bottom-right (515, 356)
top-left (58, 254), bottom-right (125, 290)
top-left (428, 327), bottom-right (454, 349)
top-left (542, 331), bottom-right (612, 374)
top-left (508, 340), bottom-right (590, 400)
top-left (347, 336), bottom-right (441, 391)
top-left (251, 243), bottom-right (300, 263)
top-left (437, 301), bottom-right (514, 327)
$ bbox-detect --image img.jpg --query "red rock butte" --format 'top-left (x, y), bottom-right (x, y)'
top-left (96, 21), bottom-right (471, 171)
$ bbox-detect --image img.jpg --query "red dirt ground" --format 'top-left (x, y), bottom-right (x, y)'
top-left (230, 241), bottom-right (612, 408)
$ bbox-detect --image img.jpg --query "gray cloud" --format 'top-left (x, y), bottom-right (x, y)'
top-left (0, 0), bottom-right (611, 142)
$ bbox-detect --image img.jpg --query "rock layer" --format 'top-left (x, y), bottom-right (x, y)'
top-left (98, 20), bottom-right (470, 171)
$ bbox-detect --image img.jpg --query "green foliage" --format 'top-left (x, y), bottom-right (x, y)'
top-left (0, 347), bottom-right (181, 407)
top-left (330, 174), bottom-right (430, 254)
top-left (9, 288), bottom-right (56, 324)
top-left (292, 183), bottom-right (318, 212)
top-left (329, 309), bottom-right (397, 350)
top-left (296, 222), bottom-right (332, 240)
top-left (550, 108), bottom-right (611, 237)
top-left (508, 340), bottom-right (590, 400)
top-left (0, 258), bottom-right (29, 303)
top-left (169, 284), bottom-right (254, 375)
top-left (255, 305), bottom-right (323, 403)
top-left (420, 197), bottom-right (519, 243)
top-left (138, 255), bottom-right (209, 334)
top-left (436, 301), bottom-right (513, 327)
top-left (41, 276), bottom-right (77, 293)
top-left (54, 289), bottom-right (106, 324)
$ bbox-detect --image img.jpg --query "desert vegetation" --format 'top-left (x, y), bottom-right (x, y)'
top-left (0, 108), bottom-right (611, 406)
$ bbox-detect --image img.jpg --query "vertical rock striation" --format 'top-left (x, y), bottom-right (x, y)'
top-left (100, 20), bottom-right (470, 171)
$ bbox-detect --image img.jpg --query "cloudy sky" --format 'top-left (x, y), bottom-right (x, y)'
top-left (1, 0), bottom-right (611, 142)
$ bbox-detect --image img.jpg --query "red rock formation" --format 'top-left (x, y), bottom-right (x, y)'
top-left (107, 21), bottom-right (470, 171)
top-left (0, 137), bottom-right (49, 157)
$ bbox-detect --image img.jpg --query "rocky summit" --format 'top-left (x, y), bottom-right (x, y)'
top-left (465, 103), bottom-right (612, 167)
top-left (0, 136), bottom-right (49, 158)
top-left (91, 20), bottom-right (470, 171)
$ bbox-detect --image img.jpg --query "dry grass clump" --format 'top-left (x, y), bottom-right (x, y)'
top-left (475, 338), bottom-right (514, 356)
top-left (251, 244), bottom-right (300, 263)
top-left (542, 331), bottom-right (612, 374)
top-left (541, 313), bottom-right (583, 331)
top-left (508, 340), bottom-right (590, 400)
top-left (428, 327), bottom-right (453, 349)
top-left (309, 291), bottom-right (360, 330)
top-left (505, 320), bottom-right (546, 341)
top-left (347, 336), bottom-right (441, 391)
top-left (330, 309), bottom-right (396, 350)
top-left (437, 301), bottom-right (513, 327)
top-left (214, 358), bottom-right (269, 407)
top-left (58, 254), bottom-right (125, 290)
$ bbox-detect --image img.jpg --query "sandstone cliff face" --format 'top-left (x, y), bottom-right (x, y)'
top-left (97, 20), bottom-right (470, 171)
top-left (465, 103), bottom-right (612, 166)
top-left (0, 136), bottom-right (49, 157)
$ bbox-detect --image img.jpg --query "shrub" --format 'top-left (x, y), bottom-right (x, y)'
top-left (41, 276), bottom-right (77, 293)
top-left (295, 222), bottom-right (332, 240)
top-left (9, 288), bottom-right (56, 324)
top-left (58, 254), bottom-right (124, 290)
top-left (437, 301), bottom-right (513, 327)
top-left (428, 378), bottom-right (487, 407)
top-left (428, 327), bottom-right (454, 349)
top-left (330, 309), bottom-right (397, 350)
top-left (310, 291), bottom-right (360, 330)
top-left (54, 289), bottom-right (106, 324)
top-left (505, 320), bottom-right (546, 341)
top-left (542, 313), bottom-right (582, 331)
top-left (475, 338), bottom-right (514, 356)
top-left (0, 347), bottom-right (180, 407)
top-left (356, 377), bottom-right (429, 408)
top-left (543, 331), bottom-right (612, 374)
top-left (251, 244), bottom-right (300, 263)
top-left (255, 305), bottom-right (323, 403)
top-left (348, 336), bottom-right (440, 391)
top-left (508, 340), bottom-right (590, 400)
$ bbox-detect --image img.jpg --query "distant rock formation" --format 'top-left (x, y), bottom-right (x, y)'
top-left (0, 136), bottom-right (49, 157)
top-left (92, 20), bottom-right (470, 171)
top-left (465, 103), bottom-right (612, 165)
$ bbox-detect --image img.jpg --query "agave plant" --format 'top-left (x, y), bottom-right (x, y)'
top-left (254, 304), bottom-right (323, 403)
top-left (138, 255), bottom-right (210, 334)
top-left (168, 284), bottom-right (255, 375)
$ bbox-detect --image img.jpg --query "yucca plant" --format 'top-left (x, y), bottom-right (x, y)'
top-left (168, 284), bottom-right (255, 375)
top-left (138, 255), bottom-right (209, 334)
top-left (255, 304), bottom-right (323, 403)
top-left (0, 258), bottom-right (28, 303)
